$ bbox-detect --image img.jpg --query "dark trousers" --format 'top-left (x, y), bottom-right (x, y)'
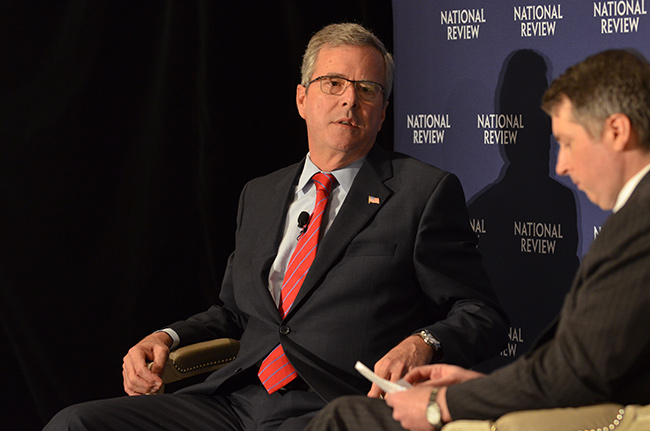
top-left (43, 375), bottom-right (326, 431)
top-left (305, 395), bottom-right (406, 431)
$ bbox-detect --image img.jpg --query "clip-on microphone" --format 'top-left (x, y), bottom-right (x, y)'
top-left (296, 211), bottom-right (310, 240)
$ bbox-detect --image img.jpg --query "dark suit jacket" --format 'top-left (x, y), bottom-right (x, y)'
top-left (447, 170), bottom-right (650, 420)
top-left (169, 145), bottom-right (508, 401)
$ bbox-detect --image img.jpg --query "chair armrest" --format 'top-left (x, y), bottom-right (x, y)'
top-left (161, 338), bottom-right (240, 385)
top-left (442, 403), bottom-right (650, 431)
top-left (441, 420), bottom-right (492, 431)
top-left (495, 403), bottom-right (624, 431)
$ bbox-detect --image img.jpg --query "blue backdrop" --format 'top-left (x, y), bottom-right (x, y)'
top-left (392, 0), bottom-right (650, 370)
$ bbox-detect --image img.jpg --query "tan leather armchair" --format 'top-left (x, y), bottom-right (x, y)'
top-left (442, 403), bottom-right (650, 431)
top-left (155, 338), bottom-right (239, 393)
top-left (157, 339), bottom-right (650, 430)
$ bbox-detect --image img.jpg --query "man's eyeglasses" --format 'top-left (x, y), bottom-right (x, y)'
top-left (307, 76), bottom-right (385, 102)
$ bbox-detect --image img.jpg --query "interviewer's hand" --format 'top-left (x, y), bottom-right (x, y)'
top-left (385, 385), bottom-right (437, 431)
top-left (384, 365), bottom-right (484, 429)
top-left (368, 335), bottom-right (435, 398)
top-left (404, 363), bottom-right (485, 387)
top-left (122, 331), bottom-right (172, 396)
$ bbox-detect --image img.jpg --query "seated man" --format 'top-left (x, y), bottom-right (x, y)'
top-left (305, 49), bottom-right (650, 431)
top-left (43, 22), bottom-right (507, 431)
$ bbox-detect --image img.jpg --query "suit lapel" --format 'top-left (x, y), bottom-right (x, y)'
top-left (250, 161), bottom-right (304, 317)
top-left (286, 146), bottom-right (394, 317)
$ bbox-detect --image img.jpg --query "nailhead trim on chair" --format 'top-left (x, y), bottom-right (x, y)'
top-left (573, 408), bottom-right (625, 431)
top-left (170, 355), bottom-right (237, 374)
top-left (485, 408), bottom-right (627, 431)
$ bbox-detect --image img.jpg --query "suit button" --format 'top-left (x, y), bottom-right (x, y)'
top-left (279, 325), bottom-right (291, 335)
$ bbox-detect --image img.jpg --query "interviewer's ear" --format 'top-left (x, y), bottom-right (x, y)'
top-left (606, 113), bottom-right (633, 152)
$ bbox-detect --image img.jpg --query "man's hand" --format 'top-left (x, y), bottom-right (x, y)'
top-left (383, 364), bottom-right (485, 428)
top-left (122, 331), bottom-right (172, 396)
top-left (368, 335), bottom-right (435, 398)
top-left (404, 363), bottom-right (485, 387)
top-left (385, 384), bottom-right (436, 431)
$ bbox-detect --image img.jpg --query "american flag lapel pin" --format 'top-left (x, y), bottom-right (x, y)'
top-left (368, 196), bottom-right (380, 205)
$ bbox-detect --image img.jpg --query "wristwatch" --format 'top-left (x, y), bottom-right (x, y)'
top-left (426, 387), bottom-right (443, 430)
top-left (416, 330), bottom-right (442, 359)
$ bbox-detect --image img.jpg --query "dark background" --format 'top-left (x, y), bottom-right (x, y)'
top-left (0, 2), bottom-right (393, 429)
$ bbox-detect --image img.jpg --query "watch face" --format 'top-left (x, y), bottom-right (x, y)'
top-left (419, 330), bottom-right (441, 349)
top-left (426, 402), bottom-right (441, 426)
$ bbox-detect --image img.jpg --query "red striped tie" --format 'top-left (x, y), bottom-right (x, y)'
top-left (258, 172), bottom-right (335, 394)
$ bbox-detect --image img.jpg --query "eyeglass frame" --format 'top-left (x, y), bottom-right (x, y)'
top-left (307, 75), bottom-right (386, 102)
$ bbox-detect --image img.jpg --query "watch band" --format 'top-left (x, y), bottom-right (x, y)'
top-left (426, 387), bottom-right (443, 430)
top-left (416, 330), bottom-right (443, 360)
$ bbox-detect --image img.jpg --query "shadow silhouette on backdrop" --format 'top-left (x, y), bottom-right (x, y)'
top-left (468, 50), bottom-right (580, 371)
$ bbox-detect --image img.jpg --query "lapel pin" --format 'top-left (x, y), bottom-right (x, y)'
top-left (368, 196), bottom-right (380, 205)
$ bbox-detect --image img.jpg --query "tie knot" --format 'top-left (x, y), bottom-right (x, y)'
top-left (312, 172), bottom-right (335, 195)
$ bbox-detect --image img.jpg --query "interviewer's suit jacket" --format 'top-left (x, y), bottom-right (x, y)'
top-left (448, 170), bottom-right (650, 420)
top-left (169, 145), bottom-right (508, 401)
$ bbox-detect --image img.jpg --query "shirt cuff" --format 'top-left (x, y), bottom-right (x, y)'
top-left (156, 328), bottom-right (180, 350)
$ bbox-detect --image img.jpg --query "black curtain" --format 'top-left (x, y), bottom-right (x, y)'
top-left (0, 2), bottom-right (393, 429)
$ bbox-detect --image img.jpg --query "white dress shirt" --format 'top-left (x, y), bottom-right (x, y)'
top-left (267, 154), bottom-right (364, 305)
top-left (613, 162), bottom-right (650, 213)
top-left (162, 154), bottom-right (364, 348)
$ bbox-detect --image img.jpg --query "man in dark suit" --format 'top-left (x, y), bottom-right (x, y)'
top-left (305, 49), bottom-right (650, 431)
top-left (43, 23), bottom-right (507, 431)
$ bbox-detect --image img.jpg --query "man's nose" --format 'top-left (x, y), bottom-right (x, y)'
top-left (340, 82), bottom-right (359, 107)
top-left (555, 148), bottom-right (568, 176)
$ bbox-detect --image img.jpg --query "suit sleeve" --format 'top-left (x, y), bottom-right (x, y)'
top-left (446, 199), bottom-right (650, 419)
top-left (415, 172), bottom-right (509, 367)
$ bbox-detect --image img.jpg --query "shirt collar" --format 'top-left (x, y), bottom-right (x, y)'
top-left (613, 162), bottom-right (650, 213)
top-left (297, 154), bottom-right (365, 195)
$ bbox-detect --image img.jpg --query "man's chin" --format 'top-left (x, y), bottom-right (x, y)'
top-left (586, 193), bottom-right (614, 211)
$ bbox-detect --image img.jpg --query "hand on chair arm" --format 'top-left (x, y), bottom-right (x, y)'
top-left (122, 331), bottom-right (172, 396)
